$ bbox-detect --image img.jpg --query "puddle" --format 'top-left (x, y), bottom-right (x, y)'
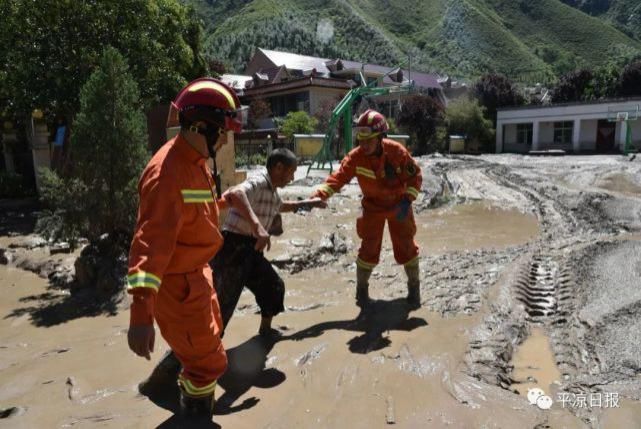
top-left (510, 327), bottom-right (561, 398)
top-left (417, 202), bottom-right (539, 254)
top-left (270, 200), bottom-right (539, 257)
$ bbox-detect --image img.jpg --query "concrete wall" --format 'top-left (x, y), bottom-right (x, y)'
top-left (501, 124), bottom-right (530, 153)
top-left (293, 134), bottom-right (324, 160)
top-left (580, 120), bottom-right (598, 151)
top-left (293, 134), bottom-right (411, 160)
top-left (496, 99), bottom-right (641, 153)
top-left (309, 87), bottom-right (346, 116)
top-left (539, 122), bottom-right (554, 145)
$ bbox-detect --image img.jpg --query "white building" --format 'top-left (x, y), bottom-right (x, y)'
top-left (496, 99), bottom-right (641, 153)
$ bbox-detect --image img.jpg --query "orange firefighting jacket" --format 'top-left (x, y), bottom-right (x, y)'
top-left (314, 138), bottom-right (422, 211)
top-left (127, 134), bottom-right (227, 326)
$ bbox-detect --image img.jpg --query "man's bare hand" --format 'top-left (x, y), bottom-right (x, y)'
top-left (306, 197), bottom-right (327, 209)
top-left (253, 223), bottom-right (271, 252)
top-left (128, 325), bottom-right (155, 360)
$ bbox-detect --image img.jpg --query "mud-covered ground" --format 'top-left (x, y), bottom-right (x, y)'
top-left (1, 154), bottom-right (640, 428)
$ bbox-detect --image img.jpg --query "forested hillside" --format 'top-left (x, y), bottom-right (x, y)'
top-left (185, 0), bottom-right (641, 81)
top-left (561, 0), bottom-right (641, 40)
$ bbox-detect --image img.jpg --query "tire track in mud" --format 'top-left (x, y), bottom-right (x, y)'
top-left (457, 161), bottom-right (606, 399)
top-left (513, 255), bottom-right (558, 321)
top-left (449, 158), bottom-right (641, 427)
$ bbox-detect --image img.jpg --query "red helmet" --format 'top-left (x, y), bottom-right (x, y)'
top-left (167, 77), bottom-right (242, 133)
top-left (355, 109), bottom-right (389, 140)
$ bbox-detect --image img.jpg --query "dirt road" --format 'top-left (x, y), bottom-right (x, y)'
top-left (1, 154), bottom-right (640, 428)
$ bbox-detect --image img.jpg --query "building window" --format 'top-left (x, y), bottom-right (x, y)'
top-left (553, 121), bottom-right (573, 144)
top-left (268, 91), bottom-right (310, 116)
top-left (516, 123), bottom-right (533, 145)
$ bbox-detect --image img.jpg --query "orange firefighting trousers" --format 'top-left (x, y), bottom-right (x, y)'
top-left (154, 265), bottom-right (226, 397)
top-left (355, 208), bottom-right (419, 270)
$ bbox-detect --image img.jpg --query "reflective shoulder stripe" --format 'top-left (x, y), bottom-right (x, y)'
top-left (181, 189), bottom-right (214, 203)
top-left (127, 271), bottom-right (161, 292)
top-left (318, 184), bottom-right (335, 197)
top-left (355, 166), bottom-right (376, 179)
top-left (179, 374), bottom-right (217, 396)
top-left (406, 187), bottom-right (419, 198)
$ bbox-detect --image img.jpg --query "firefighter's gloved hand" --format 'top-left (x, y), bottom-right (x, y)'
top-left (395, 198), bottom-right (412, 221)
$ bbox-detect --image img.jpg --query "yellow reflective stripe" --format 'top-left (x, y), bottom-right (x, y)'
top-left (318, 184), bottom-right (335, 197)
top-left (356, 258), bottom-right (376, 270)
top-left (404, 256), bottom-right (419, 268)
top-left (356, 167), bottom-right (376, 179)
top-left (179, 375), bottom-right (217, 396)
top-left (127, 271), bottom-right (161, 291)
top-left (181, 189), bottom-right (214, 203)
top-left (406, 187), bottom-right (419, 198)
top-left (367, 111), bottom-right (376, 124)
top-left (187, 81), bottom-right (237, 109)
top-left (356, 131), bottom-right (381, 140)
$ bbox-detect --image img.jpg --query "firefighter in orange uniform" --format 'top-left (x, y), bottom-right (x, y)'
top-left (312, 109), bottom-right (422, 308)
top-left (126, 78), bottom-right (257, 420)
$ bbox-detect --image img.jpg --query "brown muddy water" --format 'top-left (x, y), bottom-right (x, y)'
top-left (510, 327), bottom-right (562, 399)
top-left (272, 200), bottom-right (539, 257)
top-left (0, 201), bottom-right (588, 429)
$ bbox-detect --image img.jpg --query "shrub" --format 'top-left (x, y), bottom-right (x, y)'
top-left (36, 47), bottom-right (148, 250)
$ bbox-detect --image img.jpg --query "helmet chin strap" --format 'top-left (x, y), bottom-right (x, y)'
top-left (190, 124), bottom-right (223, 198)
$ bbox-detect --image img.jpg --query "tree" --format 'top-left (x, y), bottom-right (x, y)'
top-left (446, 97), bottom-right (495, 152)
top-left (36, 48), bottom-right (148, 250)
top-left (587, 64), bottom-right (620, 100)
top-left (280, 111), bottom-right (318, 141)
top-left (313, 97), bottom-right (340, 133)
top-left (551, 69), bottom-right (594, 103)
top-left (619, 60), bottom-right (641, 97)
top-left (474, 74), bottom-right (524, 126)
top-left (397, 95), bottom-right (445, 155)
top-left (0, 0), bottom-right (208, 120)
top-left (207, 59), bottom-right (228, 77)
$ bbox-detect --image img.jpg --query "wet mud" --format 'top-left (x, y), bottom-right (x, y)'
top-left (1, 154), bottom-right (640, 428)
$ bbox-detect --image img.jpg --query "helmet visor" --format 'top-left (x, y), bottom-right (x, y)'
top-left (225, 114), bottom-right (242, 134)
top-left (354, 126), bottom-right (380, 140)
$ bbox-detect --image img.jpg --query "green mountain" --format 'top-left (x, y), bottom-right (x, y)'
top-left (185, 0), bottom-right (641, 81)
top-left (561, 0), bottom-right (641, 40)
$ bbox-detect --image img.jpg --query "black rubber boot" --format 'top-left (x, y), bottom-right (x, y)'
top-left (404, 264), bottom-right (421, 309)
top-left (179, 391), bottom-right (215, 421)
top-left (138, 350), bottom-right (182, 397)
top-left (356, 266), bottom-right (372, 307)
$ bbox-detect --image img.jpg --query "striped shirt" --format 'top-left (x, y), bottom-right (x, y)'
top-left (223, 171), bottom-right (282, 236)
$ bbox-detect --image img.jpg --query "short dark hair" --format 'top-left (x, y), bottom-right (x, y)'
top-left (267, 148), bottom-right (297, 171)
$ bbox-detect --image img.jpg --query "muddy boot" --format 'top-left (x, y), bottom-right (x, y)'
top-left (179, 390), bottom-right (215, 421)
top-left (404, 263), bottom-right (421, 309)
top-left (138, 350), bottom-right (181, 397)
top-left (356, 266), bottom-right (372, 307)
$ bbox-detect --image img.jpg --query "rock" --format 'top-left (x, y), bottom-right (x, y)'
top-left (0, 248), bottom-right (12, 265)
top-left (50, 242), bottom-right (72, 255)
top-left (318, 232), bottom-right (348, 254)
top-left (290, 238), bottom-right (312, 248)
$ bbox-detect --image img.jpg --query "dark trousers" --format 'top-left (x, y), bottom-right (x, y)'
top-left (210, 231), bottom-right (285, 333)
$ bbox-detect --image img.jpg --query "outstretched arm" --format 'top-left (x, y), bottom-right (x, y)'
top-left (280, 197), bottom-right (327, 212)
top-left (311, 154), bottom-right (357, 200)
